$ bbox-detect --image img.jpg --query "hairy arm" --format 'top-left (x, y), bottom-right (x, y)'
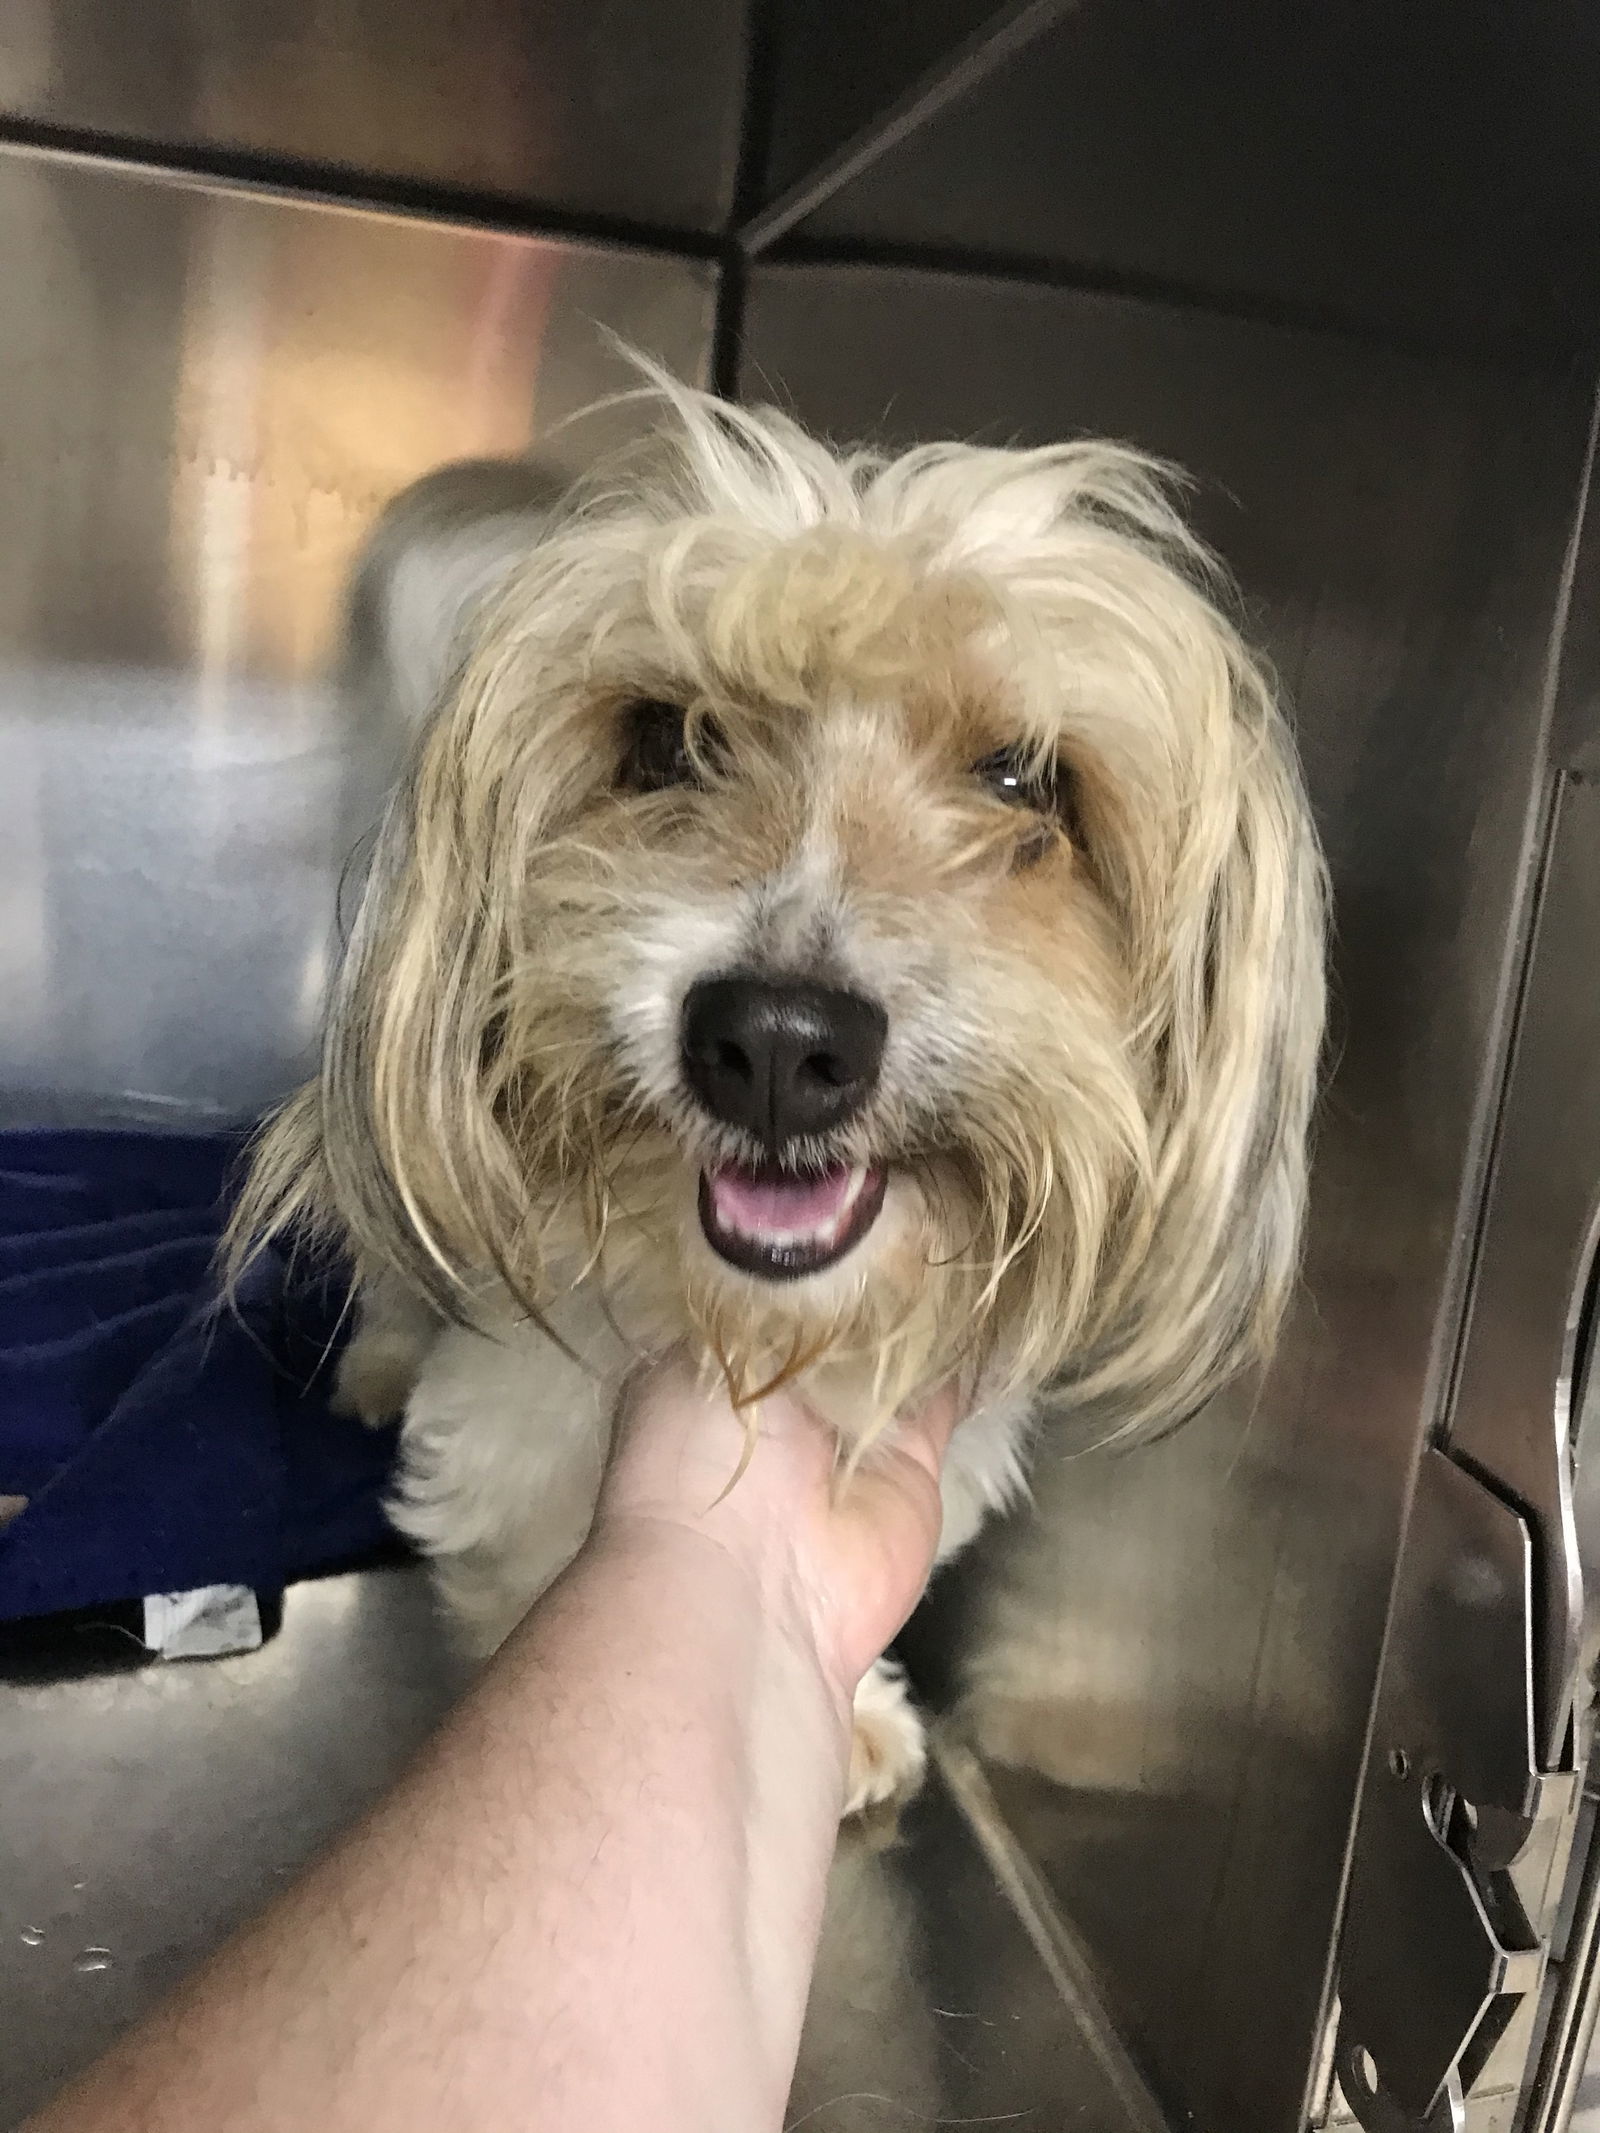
top-left (28, 1366), bottom-right (954, 2133)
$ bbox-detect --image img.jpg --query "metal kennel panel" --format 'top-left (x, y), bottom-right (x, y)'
top-left (0, 0), bottom-right (747, 233)
top-left (748, 0), bottom-right (1600, 364)
top-left (0, 142), bottom-right (715, 1126)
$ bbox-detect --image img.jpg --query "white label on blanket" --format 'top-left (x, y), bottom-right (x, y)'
top-left (143, 1584), bottom-right (263, 1660)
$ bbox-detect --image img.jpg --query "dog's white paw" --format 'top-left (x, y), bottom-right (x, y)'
top-left (330, 1332), bottom-right (422, 1427)
top-left (845, 1659), bottom-right (927, 1818)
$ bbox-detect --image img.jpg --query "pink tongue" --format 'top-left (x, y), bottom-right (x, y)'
top-left (710, 1163), bottom-right (853, 1236)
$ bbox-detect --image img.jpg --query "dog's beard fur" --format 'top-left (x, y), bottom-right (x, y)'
top-left (229, 377), bottom-right (1326, 1469)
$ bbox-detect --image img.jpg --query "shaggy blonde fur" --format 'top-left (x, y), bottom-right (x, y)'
top-left (229, 370), bottom-right (1326, 1810)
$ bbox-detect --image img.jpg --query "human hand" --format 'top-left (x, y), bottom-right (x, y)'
top-left (599, 1358), bottom-right (961, 1697)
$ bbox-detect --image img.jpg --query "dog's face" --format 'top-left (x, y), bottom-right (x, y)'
top-left (504, 566), bottom-right (1144, 1423)
top-left (249, 389), bottom-right (1325, 1446)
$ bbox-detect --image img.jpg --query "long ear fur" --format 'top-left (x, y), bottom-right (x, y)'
top-left (225, 457), bottom-right (571, 1311)
top-left (1038, 548), bottom-right (1327, 1446)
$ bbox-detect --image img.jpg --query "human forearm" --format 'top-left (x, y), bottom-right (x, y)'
top-left (475, 1519), bottom-right (853, 2129)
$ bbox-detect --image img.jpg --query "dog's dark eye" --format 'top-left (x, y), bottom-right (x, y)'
top-left (972, 745), bottom-right (1081, 835)
top-left (617, 699), bottom-right (699, 793)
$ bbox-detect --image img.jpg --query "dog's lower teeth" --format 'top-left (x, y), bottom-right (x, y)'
top-left (742, 1218), bottom-right (839, 1248)
top-left (699, 1162), bottom-right (885, 1277)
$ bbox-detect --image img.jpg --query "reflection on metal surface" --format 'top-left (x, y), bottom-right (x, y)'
top-left (0, 0), bottom-right (745, 230)
top-left (0, 141), bottom-right (714, 1127)
top-left (0, 1566), bottom-right (468, 2126)
top-left (742, 259), bottom-right (1595, 2130)
top-left (793, 1813), bottom-right (944, 2133)
top-left (793, 1756), bottom-right (1169, 2132)
top-left (933, 1739), bottom-right (1171, 2133)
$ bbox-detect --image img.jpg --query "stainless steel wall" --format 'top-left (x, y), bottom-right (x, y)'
top-left (750, 2), bottom-right (1600, 361)
top-left (0, 144), bottom-right (715, 1125)
top-left (0, 0), bottom-right (746, 228)
top-left (738, 260), bottom-right (1597, 2131)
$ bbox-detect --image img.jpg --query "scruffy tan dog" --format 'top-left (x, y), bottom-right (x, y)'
top-left (232, 374), bottom-right (1326, 1812)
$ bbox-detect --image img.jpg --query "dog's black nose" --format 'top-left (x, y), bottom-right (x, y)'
top-left (681, 976), bottom-right (887, 1149)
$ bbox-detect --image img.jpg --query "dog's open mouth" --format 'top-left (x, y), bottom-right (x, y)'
top-left (698, 1160), bottom-right (887, 1280)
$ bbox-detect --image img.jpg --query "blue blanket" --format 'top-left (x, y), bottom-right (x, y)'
top-left (0, 1129), bottom-right (400, 1624)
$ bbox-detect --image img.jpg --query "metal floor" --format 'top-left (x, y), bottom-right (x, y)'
top-left (0, 1563), bottom-right (1168, 2133)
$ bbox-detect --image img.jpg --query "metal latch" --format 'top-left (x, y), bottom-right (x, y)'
top-left (1334, 1448), bottom-right (1569, 2132)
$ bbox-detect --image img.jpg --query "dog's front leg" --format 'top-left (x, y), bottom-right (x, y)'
top-left (390, 1307), bottom-right (625, 1654)
top-left (847, 1660), bottom-right (927, 1814)
top-left (839, 1390), bottom-right (1040, 1817)
top-left (331, 1270), bottom-right (442, 1426)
